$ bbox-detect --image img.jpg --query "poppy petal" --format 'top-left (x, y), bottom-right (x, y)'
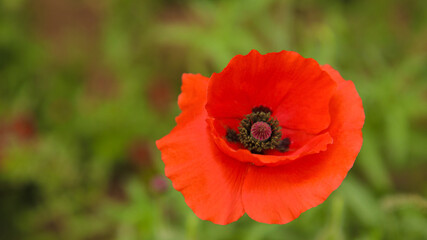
top-left (208, 117), bottom-right (333, 166)
top-left (206, 50), bottom-right (336, 134)
top-left (156, 74), bottom-right (248, 225)
top-left (208, 119), bottom-right (333, 166)
top-left (241, 66), bottom-right (364, 224)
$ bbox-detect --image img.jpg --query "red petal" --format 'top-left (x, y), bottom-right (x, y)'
top-left (156, 74), bottom-right (248, 225)
top-left (208, 118), bottom-right (333, 166)
top-left (242, 65), bottom-right (364, 224)
top-left (206, 50), bottom-right (336, 134)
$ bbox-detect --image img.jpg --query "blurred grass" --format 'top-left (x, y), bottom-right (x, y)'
top-left (0, 0), bottom-right (426, 239)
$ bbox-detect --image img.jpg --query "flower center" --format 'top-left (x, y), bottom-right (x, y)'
top-left (226, 105), bottom-right (290, 154)
top-left (250, 121), bottom-right (272, 141)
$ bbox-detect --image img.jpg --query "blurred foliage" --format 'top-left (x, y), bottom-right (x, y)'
top-left (0, 0), bottom-right (427, 239)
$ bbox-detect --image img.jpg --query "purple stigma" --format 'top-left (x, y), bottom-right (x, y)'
top-left (250, 121), bottom-right (272, 141)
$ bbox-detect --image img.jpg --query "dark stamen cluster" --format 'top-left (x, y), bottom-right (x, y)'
top-left (238, 111), bottom-right (281, 153)
top-left (251, 106), bottom-right (272, 114)
top-left (226, 129), bottom-right (240, 142)
top-left (276, 137), bottom-right (291, 152)
top-left (225, 106), bottom-right (291, 154)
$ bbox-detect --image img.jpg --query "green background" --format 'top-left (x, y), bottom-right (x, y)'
top-left (1, 0), bottom-right (426, 239)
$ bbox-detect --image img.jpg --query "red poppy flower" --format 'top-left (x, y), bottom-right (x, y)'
top-left (156, 50), bottom-right (365, 224)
